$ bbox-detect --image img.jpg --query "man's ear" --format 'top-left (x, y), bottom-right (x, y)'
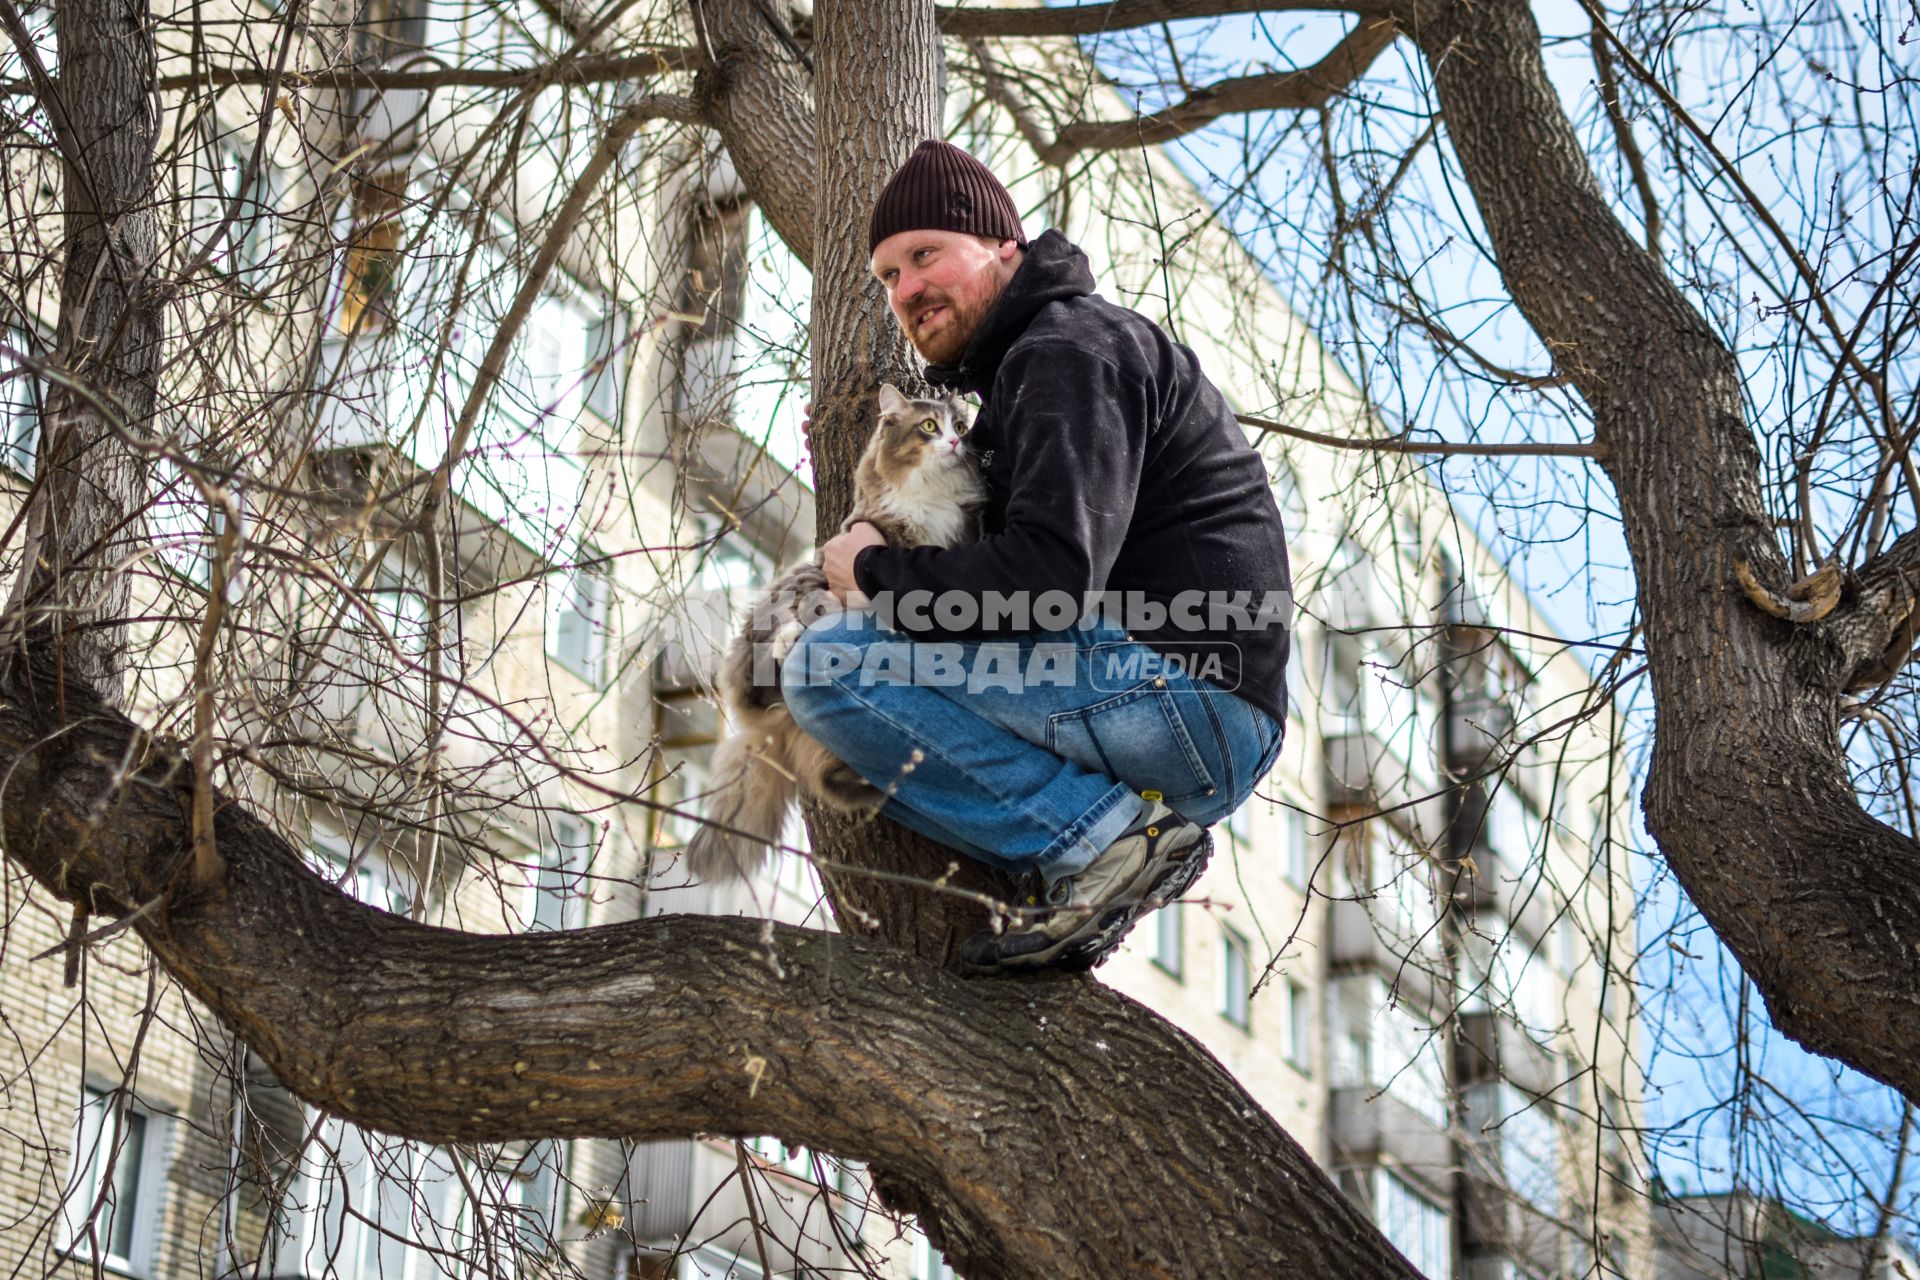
top-left (877, 383), bottom-right (908, 414)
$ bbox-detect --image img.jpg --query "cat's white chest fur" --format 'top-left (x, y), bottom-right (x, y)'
top-left (867, 458), bottom-right (981, 547)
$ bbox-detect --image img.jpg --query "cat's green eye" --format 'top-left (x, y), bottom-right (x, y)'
top-left (918, 418), bottom-right (939, 435)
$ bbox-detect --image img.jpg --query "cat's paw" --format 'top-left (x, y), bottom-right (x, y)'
top-left (768, 615), bottom-right (807, 667)
top-left (820, 765), bottom-right (881, 810)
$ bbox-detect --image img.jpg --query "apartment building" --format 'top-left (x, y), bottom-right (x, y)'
top-left (0, 2), bottom-right (1648, 1279)
top-left (1653, 1192), bottom-right (1920, 1280)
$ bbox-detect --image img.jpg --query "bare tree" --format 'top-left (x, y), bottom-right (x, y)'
top-left (3, 0), bottom-right (1916, 1274)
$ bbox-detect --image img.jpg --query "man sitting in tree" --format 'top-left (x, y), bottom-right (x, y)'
top-left (789, 141), bottom-right (1292, 974)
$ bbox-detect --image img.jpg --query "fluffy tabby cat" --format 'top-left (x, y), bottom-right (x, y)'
top-left (684, 384), bottom-right (984, 885)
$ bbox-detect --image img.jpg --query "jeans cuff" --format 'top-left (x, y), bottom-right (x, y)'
top-left (1035, 786), bottom-right (1149, 884)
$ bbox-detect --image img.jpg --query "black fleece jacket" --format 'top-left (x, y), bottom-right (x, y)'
top-left (852, 230), bottom-right (1293, 723)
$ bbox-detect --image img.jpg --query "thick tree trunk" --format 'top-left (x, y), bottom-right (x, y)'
top-left (0, 651), bottom-right (1422, 1280)
top-left (1415, 0), bottom-right (1920, 1101)
top-left (693, 0), bottom-right (819, 266)
top-left (3, 0), bottom-right (163, 703)
top-left (800, 0), bottom-right (1019, 967)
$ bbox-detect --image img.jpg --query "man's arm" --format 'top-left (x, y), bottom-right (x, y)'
top-left (851, 342), bottom-right (1153, 633)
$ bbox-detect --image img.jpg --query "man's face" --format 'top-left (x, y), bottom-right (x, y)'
top-left (870, 230), bottom-right (1021, 365)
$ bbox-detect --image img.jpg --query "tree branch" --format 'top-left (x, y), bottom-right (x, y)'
top-left (937, 0), bottom-right (1391, 38)
top-left (0, 652), bottom-right (1425, 1280)
top-left (1016, 17), bottom-right (1399, 164)
top-left (694, 0), bottom-right (821, 267)
top-left (1416, 0), bottom-right (1920, 1102)
top-left (1238, 412), bottom-right (1603, 458)
top-left (0, 49), bottom-right (706, 96)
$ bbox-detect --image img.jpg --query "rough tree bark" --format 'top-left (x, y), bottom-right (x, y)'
top-left (1, 0), bottom-right (161, 703)
top-left (14, 0), bottom-right (1920, 1272)
top-left (0, 0), bottom-right (1425, 1273)
top-left (1409, 0), bottom-right (1920, 1102)
top-left (0, 652), bottom-right (1422, 1279)
top-left (799, 0), bottom-right (1022, 968)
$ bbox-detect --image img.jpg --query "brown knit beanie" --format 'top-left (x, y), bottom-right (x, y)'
top-left (868, 140), bottom-right (1026, 254)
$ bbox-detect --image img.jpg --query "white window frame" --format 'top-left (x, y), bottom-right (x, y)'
top-left (1285, 978), bottom-right (1312, 1073)
top-left (529, 813), bottom-right (591, 932)
top-left (187, 143), bottom-right (280, 280)
top-left (583, 303), bottom-right (630, 425)
top-left (1152, 899), bottom-right (1183, 979)
top-left (1282, 806), bottom-right (1311, 890)
top-left (905, 1224), bottom-right (958, 1280)
top-left (745, 1133), bottom-right (812, 1180)
top-left (547, 552), bottom-right (610, 684)
top-left (270, 1111), bottom-right (463, 1280)
top-left (59, 1084), bottom-right (168, 1275)
top-left (150, 457), bottom-right (245, 591)
top-left (1373, 1168), bottom-right (1451, 1279)
top-left (2, 321), bottom-right (46, 476)
top-left (1219, 924), bottom-right (1252, 1029)
top-left (310, 828), bottom-right (416, 916)
top-left (679, 1245), bottom-right (765, 1279)
top-left (1225, 803), bottom-right (1253, 851)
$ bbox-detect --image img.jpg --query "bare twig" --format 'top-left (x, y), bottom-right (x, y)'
top-left (1236, 412), bottom-right (1603, 459)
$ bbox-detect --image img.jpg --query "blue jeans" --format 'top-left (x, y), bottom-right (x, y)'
top-left (779, 612), bottom-right (1284, 883)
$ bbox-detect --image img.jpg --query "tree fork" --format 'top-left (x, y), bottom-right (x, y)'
top-left (1416, 0), bottom-right (1920, 1101)
top-left (0, 650), bottom-right (1422, 1280)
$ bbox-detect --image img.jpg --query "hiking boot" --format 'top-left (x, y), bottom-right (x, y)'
top-left (962, 802), bottom-right (1210, 975)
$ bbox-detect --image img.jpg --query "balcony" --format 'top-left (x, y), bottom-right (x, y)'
top-left (1445, 785), bottom-right (1551, 942)
top-left (1456, 1011), bottom-right (1556, 1095)
top-left (1330, 894), bottom-right (1444, 1009)
top-left (1460, 1081), bottom-right (1563, 1273)
top-left (1447, 691), bottom-right (1515, 772)
top-left (1329, 1087), bottom-right (1453, 1198)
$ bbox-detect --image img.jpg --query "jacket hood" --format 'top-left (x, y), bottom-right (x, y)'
top-left (926, 229), bottom-right (1095, 394)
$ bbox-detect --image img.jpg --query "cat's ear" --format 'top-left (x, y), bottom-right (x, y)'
top-left (876, 383), bottom-right (909, 415)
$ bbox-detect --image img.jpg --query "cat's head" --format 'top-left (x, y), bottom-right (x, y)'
top-left (862, 382), bottom-right (972, 487)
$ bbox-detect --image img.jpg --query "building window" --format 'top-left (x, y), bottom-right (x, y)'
top-left (530, 813), bottom-right (591, 931)
top-left (188, 144), bottom-right (280, 281)
top-left (1285, 979), bottom-right (1311, 1073)
top-left (507, 1139), bottom-right (568, 1256)
top-left (1330, 973), bottom-right (1447, 1127)
top-left (1225, 803), bottom-right (1253, 851)
top-left (1282, 807), bottom-right (1311, 889)
top-left (1152, 901), bottom-right (1183, 978)
top-left (583, 304), bottom-right (630, 425)
top-left (548, 555), bottom-right (609, 683)
top-left (310, 829), bottom-right (415, 916)
top-left (1373, 1168), bottom-right (1451, 1279)
top-left (150, 459), bottom-right (242, 589)
top-left (336, 174), bottom-right (407, 336)
top-left (60, 1085), bottom-right (163, 1272)
top-left (1219, 925), bottom-right (1251, 1029)
top-left (270, 1112), bottom-right (462, 1278)
top-left (1555, 908), bottom-right (1580, 977)
top-left (2, 323), bottom-right (45, 475)
top-left (680, 1246), bottom-right (765, 1279)
top-left (906, 1225), bottom-right (958, 1280)
top-left (746, 1134), bottom-right (813, 1180)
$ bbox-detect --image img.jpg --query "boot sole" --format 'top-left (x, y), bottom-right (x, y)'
top-left (969, 828), bottom-right (1212, 975)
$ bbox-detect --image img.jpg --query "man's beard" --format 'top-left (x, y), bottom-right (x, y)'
top-left (907, 284), bottom-right (998, 365)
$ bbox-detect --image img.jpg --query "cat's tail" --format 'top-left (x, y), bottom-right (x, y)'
top-left (683, 725), bottom-right (796, 886)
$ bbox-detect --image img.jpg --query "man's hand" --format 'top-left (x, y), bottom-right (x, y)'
top-left (822, 521), bottom-right (886, 604)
